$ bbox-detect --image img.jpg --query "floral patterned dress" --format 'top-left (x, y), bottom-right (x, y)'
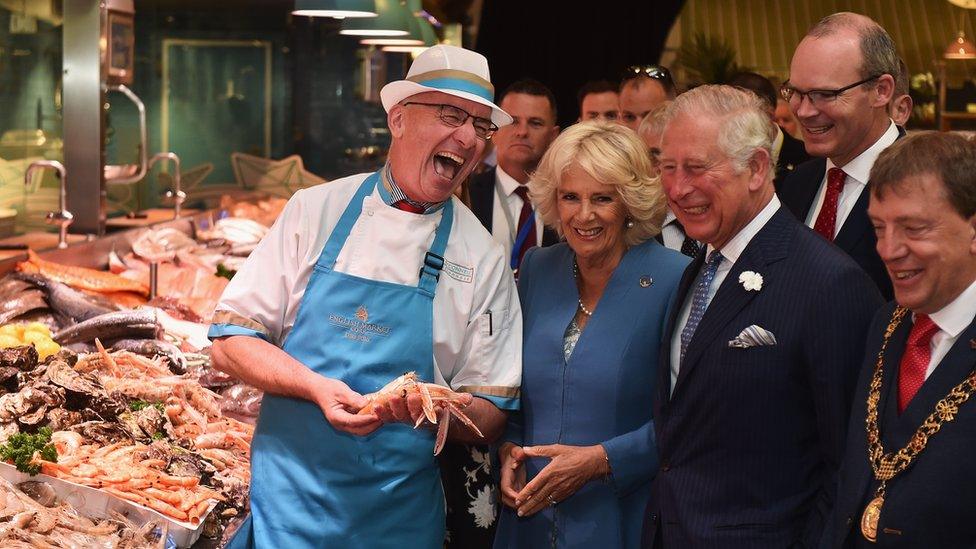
top-left (440, 442), bottom-right (498, 547)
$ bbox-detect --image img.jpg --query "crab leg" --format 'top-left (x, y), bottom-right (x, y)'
top-left (433, 407), bottom-right (451, 455)
top-left (447, 402), bottom-right (484, 439)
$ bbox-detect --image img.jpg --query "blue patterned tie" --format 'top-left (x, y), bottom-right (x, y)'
top-left (680, 250), bottom-right (724, 364)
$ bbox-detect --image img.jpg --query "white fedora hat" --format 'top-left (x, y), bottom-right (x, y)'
top-left (380, 45), bottom-right (513, 127)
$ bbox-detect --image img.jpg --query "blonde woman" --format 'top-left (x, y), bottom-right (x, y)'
top-left (493, 122), bottom-right (689, 548)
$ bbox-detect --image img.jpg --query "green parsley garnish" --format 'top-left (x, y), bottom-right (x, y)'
top-left (0, 427), bottom-right (57, 475)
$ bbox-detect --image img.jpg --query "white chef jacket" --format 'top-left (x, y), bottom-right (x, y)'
top-left (210, 171), bottom-right (522, 409)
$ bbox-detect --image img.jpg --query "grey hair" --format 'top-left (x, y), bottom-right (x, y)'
top-left (637, 102), bottom-right (670, 141)
top-left (807, 12), bottom-right (899, 81)
top-left (529, 121), bottom-right (667, 247)
top-left (661, 84), bottom-right (777, 181)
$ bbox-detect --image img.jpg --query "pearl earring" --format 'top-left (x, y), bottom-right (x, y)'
top-left (626, 219), bottom-right (635, 228)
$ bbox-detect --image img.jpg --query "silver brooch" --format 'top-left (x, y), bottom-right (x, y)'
top-left (639, 276), bottom-right (653, 288)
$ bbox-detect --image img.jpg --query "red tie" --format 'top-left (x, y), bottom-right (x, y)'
top-left (393, 199), bottom-right (425, 214)
top-left (512, 186), bottom-right (537, 268)
top-left (813, 168), bottom-right (846, 241)
top-left (897, 314), bottom-right (940, 413)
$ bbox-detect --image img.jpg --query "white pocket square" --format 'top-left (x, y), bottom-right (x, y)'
top-left (728, 325), bottom-right (777, 348)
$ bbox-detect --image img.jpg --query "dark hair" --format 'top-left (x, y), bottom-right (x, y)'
top-left (620, 65), bottom-right (676, 99)
top-left (727, 72), bottom-right (777, 110)
top-left (871, 131), bottom-right (976, 218)
top-left (498, 78), bottom-right (558, 121)
top-left (577, 80), bottom-right (618, 114)
top-left (894, 57), bottom-right (910, 98)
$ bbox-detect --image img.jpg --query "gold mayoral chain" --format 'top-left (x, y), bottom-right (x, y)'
top-left (861, 306), bottom-right (976, 542)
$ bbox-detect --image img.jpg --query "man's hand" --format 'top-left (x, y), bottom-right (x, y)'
top-left (499, 441), bottom-right (527, 509)
top-left (311, 377), bottom-right (382, 436)
top-left (514, 444), bottom-right (609, 517)
top-left (368, 391), bottom-right (434, 427)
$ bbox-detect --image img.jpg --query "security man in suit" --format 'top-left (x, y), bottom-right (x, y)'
top-left (779, 12), bottom-right (899, 300)
top-left (825, 132), bottom-right (976, 548)
top-left (468, 78), bottom-right (561, 273)
top-left (643, 84), bottom-right (882, 549)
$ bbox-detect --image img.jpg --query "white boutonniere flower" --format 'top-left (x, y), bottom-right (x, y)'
top-left (739, 271), bottom-right (763, 292)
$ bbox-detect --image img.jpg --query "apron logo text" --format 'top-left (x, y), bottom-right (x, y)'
top-left (329, 306), bottom-right (392, 344)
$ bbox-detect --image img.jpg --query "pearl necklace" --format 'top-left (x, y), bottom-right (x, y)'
top-left (573, 260), bottom-right (594, 317)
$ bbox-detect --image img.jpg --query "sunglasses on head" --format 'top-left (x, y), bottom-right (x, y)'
top-left (623, 65), bottom-right (673, 83)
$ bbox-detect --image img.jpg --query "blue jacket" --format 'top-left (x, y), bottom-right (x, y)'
top-left (495, 239), bottom-right (689, 549)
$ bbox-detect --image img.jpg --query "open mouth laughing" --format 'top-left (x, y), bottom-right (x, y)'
top-left (433, 151), bottom-right (465, 180)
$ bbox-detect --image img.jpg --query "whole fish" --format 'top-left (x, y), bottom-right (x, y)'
top-left (53, 309), bottom-right (161, 345)
top-left (13, 272), bottom-right (118, 323)
top-left (110, 338), bottom-right (188, 374)
top-left (0, 289), bottom-right (46, 325)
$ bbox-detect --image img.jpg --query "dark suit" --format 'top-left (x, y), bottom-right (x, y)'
top-left (824, 302), bottom-right (976, 548)
top-left (468, 168), bottom-right (560, 247)
top-left (644, 206), bottom-right (883, 549)
top-left (775, 128), bottom-right (810, 189)
top-left (778, 159), bottom-right (893, 301)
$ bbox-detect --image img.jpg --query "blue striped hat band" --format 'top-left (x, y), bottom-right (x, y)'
top-left (407, 69), bottom-right (495, 102)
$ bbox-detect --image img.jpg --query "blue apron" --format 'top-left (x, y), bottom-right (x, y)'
top-left (229, 172), bottom-right (453, 548)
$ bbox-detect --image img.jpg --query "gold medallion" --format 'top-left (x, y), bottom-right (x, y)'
top-left (860, 496), bottom-right (884, 542)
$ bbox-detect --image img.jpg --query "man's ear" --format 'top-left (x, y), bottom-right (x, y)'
top-left (748, 148), bottom-right (772, 191)
top-left (872, 74), bottom-right (895, 107)
top-left (388, 106), bottom-right (405, 138)
top-left (968, 214), bottom-right (976, 256)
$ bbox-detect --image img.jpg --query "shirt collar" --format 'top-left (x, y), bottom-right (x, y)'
top-left (926, 278), bottom-right (976, 338)
top-left (663, 208), bottom-right (677, 226)
top-left (707, 194), bottom-right (781, 264)
top-left (495, 165), bottom-right (524, 196)
top-left (378, 164), bottom-right (443, 214)
top-left (826, 120), bottom-right (899, 185)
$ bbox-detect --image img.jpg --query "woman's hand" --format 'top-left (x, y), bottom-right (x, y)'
top-left (514, 444), bottom-right (609, 517)
top-left (499, 442), bottom-right (527, 509)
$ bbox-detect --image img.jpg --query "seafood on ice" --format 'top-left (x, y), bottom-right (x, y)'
top-left (18, 250), bottom-right (149, 298)
top-left (358, 372), bottom-right (483, 455)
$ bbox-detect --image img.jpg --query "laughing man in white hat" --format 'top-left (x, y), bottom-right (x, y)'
top-left (208, 45), bottom-right (522, 548)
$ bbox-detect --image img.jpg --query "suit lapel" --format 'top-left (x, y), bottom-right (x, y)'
top-left (468, 168), bottom-right (495, 231)
top-left (879, 313), bottom-right (912, 443)
top-left (786, 159), bottom-right (825, 220)
top-left (660, 247), bottom-right (704, 402)
top-left (833, 184), bottom-right (870, 253)
top-left (900, 317), bottom-right (976, 426)
top-left (671, 208), bottom-right (793, 397)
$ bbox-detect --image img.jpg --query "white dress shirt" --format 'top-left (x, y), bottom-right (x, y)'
top-left (659, 209), bottom-right (689, 252)
top-left (804, 121), bottom-right (899, 237)
top-left (490, 166), bottom-right (545, 262)
top-left (919, 278), bottom-right (976, 380)
top-left (212, 172), bottom-right (522, 400)
top-left (670, 195), bottom-right (782, 391)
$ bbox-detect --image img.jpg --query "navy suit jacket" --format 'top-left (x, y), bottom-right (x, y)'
top-left (774, 128), bottom-right (810, 190)
top-left (468, 168), bottom-right (560, 247)
top-left (644, 207), bottom-right (883, 549)
top-left (778, 158), bottom-right (893, 301)
top-left (823, 302), bottom-right (976, 548)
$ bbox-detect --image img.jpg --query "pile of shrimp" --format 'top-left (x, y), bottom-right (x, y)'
top-left (36, 432), bottom-right (223, 525)
top-left (0, 476), bottom-right (164, 548)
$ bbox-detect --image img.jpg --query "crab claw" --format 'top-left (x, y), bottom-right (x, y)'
top-left (418, 383), bottom-right (438, 424)
top-left (447, 402), bottom-right (484, 439)
top-left (434, 406), bottom-right (451, 455)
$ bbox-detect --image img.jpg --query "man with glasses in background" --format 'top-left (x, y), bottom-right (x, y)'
top-left (779, 12), bottom-right (899, 300)
top-left (577, 79), bottom-right (621, 123)
top-left (208, 45), bottom-right (522, 548)
top-left (619, 65), bottom-right (676, 133)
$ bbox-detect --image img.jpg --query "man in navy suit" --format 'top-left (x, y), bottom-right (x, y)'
top-left (468, 78), bottom-right (560, 272)
top-left (824, 133), bottom-right (976, 548)
top-left (643, 85), bottom-right (883, 548)
top-left (778, 13), bottom-right (899, 300)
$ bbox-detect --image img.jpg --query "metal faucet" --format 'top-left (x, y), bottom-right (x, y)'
top-left (25, 160), bottom-right (73, 249)
top-left (148, 152), bottom-right (186, 219)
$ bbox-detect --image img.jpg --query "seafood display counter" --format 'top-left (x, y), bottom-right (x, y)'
top-left (0, 200), bottom-right (276, 547)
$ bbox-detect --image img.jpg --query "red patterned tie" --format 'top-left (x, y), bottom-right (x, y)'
top-left (897, 314), bottom-right (940, 413)
top-left (813, 168), bottom-right (846, 241)
top-left (512, 186), bottom-right (537, 268)
top-left (393, 199), bottom-right (425, 214)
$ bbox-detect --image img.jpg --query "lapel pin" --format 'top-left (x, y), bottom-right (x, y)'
top-left (639, 276), bottom-right (653, 288)
top-left (970, 339), bottom-right (976, 350)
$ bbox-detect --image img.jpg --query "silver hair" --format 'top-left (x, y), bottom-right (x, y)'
top-left (661, 85), bottom-right (777, 181)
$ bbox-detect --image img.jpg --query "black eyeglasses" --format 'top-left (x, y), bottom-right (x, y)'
top-left (780, 74), bottom-right (883, 106)
top-left (623, 65), bottom-right (675, 90)
top-left (402, 102), bottom-right (499, 140)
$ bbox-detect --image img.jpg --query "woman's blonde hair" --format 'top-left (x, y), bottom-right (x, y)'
top-left (529, 121), bottom-right (666, 247)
